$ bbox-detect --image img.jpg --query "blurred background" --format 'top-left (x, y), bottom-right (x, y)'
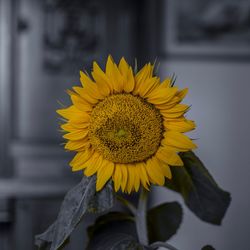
top-left (0, 0), bottom-right (250, 249)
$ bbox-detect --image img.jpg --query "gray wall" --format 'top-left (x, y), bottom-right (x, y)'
top-left (152, 59), bottom-right (250, 250)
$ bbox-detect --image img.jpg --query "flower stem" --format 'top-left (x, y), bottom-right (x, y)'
top-left (116, 195), bottom-right (137, 215)
top-left (135, 188), bottom-right (148, 246)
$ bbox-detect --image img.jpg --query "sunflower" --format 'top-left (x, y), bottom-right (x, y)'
top-left (57, 56), bottom-right (196, 193)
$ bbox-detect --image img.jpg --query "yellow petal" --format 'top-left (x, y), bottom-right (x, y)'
top-left (92, 62), bottom-right (111, 96)
top-left (160, 163), bottom-right (172, 179)
top-left (106, 55), bottom-right (123, 93)
top-left (70, 148), bottom-right (93, 171)
top-left (70, 148), bottom-right (90, 166)
top-left (119, 164), bottom-right (128, 192)
top-left (177, 88), bottom-right (188, 100)
top-left (133, 166), bottom-right (140, 192)
top-left (63, 130), bottom-right (88, 140)
top-left (137, 63), bottom-right (153, 79)
top-left (167, 104), bottom-right (189, 113)
top-left (106, 56), bottom-right (117, 91)
top-left (156, 147), bottom-right (183, 166)
top-left (84, 154), bottom-right (103, 177)
top-left (69, 112), bottom-right (90, 124)
top-left (79, 70), bottom-right (95, 87)
top-left (155, 96), bottom-right (181, 110)
top-left (57, 106), bottom-right (84, 120)
top-left (70, 94), bottom-right (93, 112)
top-left (133, 64), bottom-right (153, 95)
top-left (73, 86), bottom-right (99, 105)
top-left (106, 55), bottom-right (115, 77)
top-left (161, 112), bottom-right (184, 119)
top-left (96, 160), bottom-right (115, 191)
top-left (73, 150), bottom-right (97, 171)
top-left (80, 71), bottom-right (104, 99)
top-left (64, 121), bottom-right (90, 129)
top-left (145, 158), bottom-right (165, 186)
top-left (113, 164), bottom-right (122, 192)
top-left (73, 151), bottom-right (95, 170)
top-left (138, 163), bottom-right (150, 190)
top-left (70, 152), bottom-right (83, 168)
top-left (126, 164), bottom-right (136, 193)
top-left (65, 138), bottom-right (89, 151)
top-left (61, 122), bottom-right (89, 132)
top-left (162, 131), bottom-right (197, 151)
top-left (118, 58), bottom-right (135, 93)
top-left (137, 77), bottom-right (160, 98)
top-left (118, 57), bottom-right (129, 75)
top-left (124, 67), bottom-right (135, 93)
top-left (164, 119), bottom-right (196, 133)
top-left (160, 104), bottom-right (189, 119)
top-left (159, 78), bottom-right (171, 88)
top-left (147, 87), bottom-right (178, 105)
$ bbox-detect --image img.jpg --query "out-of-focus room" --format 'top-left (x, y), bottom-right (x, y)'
top-left (0, 0), bottom-right (250, 249)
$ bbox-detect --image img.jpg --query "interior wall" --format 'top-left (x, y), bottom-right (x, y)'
top-left (152, 59), bottom-right (250, 250)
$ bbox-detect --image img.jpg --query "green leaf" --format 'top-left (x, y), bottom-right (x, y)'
top-left (165, 151), bottom-right (231, 225)
top-left (147, 202), bottom-right (182, 244)
top-left (88, 179), bottom-right (114, 213)
top-left (87, 211), bottom-right (137, 247)
top-left (87, 212), bottom-right (142, 250)
top-left (35, 176), bottom-right (114, 250)
top-left (87, 233), bottom-right (143, 250)
top-left (88, 202), bottom-right (182, 248)
top-left (201, 245), bottom-right (216, 250)
top-left (87, 211), bottom-right (135, 240)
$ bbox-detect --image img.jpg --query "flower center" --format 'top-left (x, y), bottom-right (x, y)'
top-left (89, 94), bottom-right (163, 163)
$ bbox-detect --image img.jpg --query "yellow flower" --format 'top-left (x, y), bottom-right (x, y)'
top-left (57, 56), bottom-right (196, 193)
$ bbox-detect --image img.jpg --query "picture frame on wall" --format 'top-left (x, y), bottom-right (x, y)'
top-left (164, 0), bottom-right (250, 58)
